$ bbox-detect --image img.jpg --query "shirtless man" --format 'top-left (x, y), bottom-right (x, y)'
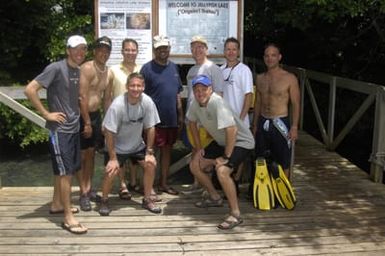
top-left (252, 43), bottom-right (300, 178)
top-left (78, 36), bottom-right (112, 211)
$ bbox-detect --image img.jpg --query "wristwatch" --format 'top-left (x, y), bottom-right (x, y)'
top-left (146, 148), bottom-right (154, 155)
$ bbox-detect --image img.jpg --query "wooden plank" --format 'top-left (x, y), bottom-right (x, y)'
top-left (1, 131), bottom-right (385, 255)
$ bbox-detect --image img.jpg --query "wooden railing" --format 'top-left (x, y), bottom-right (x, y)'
top-left (1, 59), bottom-right (385, 182)
top-left (245, 57), bottom-right (385, 182)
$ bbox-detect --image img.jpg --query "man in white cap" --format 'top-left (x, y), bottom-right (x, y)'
top-left (140, 35), bottom-right (184, 195)
top-left (187, 74), bottom-right (254, 230)
top-left (25, 35), bottom-right (88, 234)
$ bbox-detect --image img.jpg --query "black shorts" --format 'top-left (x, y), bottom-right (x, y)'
top-left (104, 147), bottom-right (146, 167)
top-left (80, 111), bottom-right (103, 150)
top-left (48, 131), bottom-right (81, 176)
top-left (203, 141), bottom-right (252, 172)
top-left (255, 116), bottom-right (291, 169)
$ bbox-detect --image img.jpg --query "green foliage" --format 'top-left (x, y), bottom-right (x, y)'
top-left (0, 98), bottom-right (48, 148)
top-left (0, 0), bottom-right (93, 82)
top-left (0, 0), bottom-right (93, 148)
top-left (244, 0), bottom-right (385, 83)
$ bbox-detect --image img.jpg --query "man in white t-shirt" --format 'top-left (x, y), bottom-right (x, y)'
top-left (220, 37), bottom-right (254, 192)
top-left (99, 73), bottom-right (162, 216)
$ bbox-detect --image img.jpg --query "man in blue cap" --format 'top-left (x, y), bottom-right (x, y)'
top-left (186, 75), bottom-right (254, 230)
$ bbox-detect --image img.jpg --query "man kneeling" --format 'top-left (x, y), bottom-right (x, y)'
top-left (187, 75), bottom-right (255, 229)
top-left (100, 72), bottom-right (161, 215)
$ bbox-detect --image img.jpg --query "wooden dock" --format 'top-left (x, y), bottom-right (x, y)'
top-left (1, 132), bottom-right (385, 255)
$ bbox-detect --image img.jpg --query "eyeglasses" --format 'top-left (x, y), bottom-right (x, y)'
top-left (125, 95), bottom-right (144, 123)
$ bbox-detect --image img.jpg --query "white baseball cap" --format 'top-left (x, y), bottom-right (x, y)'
top-left (153, 35), bottom-right (170, 49)
top-left (66, 35), bottom-right (87, 48)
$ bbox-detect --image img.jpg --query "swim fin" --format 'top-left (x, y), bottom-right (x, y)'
top-left (269, 162), bottom-right (296, 210)
top-left (253, 158), bottom-right (275, 210)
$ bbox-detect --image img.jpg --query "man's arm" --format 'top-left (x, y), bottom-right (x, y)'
top-left (240, 92), bottom-right (253, 121)
top-left (252, 76), bottom-right (262, 137)
top-left (143, 126), bottom-right (157, 165)
top-left (289, 75), bottom-right (301, 141)
top-left (223, 125), bottom-right (237, 158)
top-left (24, 80), bottom-right (66, 123)
top-left (79, 64), bottom-right (92, 138)
top-left (176, 93), bottom-right (184, 133)
top-left (104, 128), bottom-right (120, 176)
top-left (103, 70), bottom-right (114, 112)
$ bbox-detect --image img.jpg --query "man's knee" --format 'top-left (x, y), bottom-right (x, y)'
top-left (215, 166), bottom-right (231, 181)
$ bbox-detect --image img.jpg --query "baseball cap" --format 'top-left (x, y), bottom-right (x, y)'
top-left (95, 36), bottom-right (112, 50)
top-left (191, 35), bottom-right (208, 47)
top-left (67, 35), bottom-right (87, 48)
top-left (192, 75), bottom-right (212, 87)
top-left (153, 35), bottom-right (170, 49)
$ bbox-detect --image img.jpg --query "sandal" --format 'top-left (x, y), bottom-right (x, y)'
top-left (142, 198), bottom-right (162, 214)
top-left (195, 197), bottom-right (223, 208)
top-left (61, 222), bottom-right (88, 234)
top-left (118, 188), bottom-right (132, 200)
top-left (217, 214), bottom-right (243, 230)
top-left (158, 186), bottom-right (179, 195)
top-left (128, 184), bottom-right (143, 194)
top-left (150, 193), bottom-right (162, 202)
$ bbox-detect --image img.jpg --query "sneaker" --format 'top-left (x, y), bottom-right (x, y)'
top-left (79, 194), bottom-right (91, 211)
top-left (142, 198), bottom-right (161, 214)
top-left (99, 198), bottom-right (111, 216)
top-left (88, 190), bottom-right (102, 203)
top-left (181, 184), bottom-right (204, 195)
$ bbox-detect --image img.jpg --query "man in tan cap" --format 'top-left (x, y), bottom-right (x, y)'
top-left (140, 35), bottom-right (184, 195)
top-left (183, 35), bottom-right (225, 195)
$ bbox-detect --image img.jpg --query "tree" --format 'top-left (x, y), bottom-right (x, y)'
top-left (0, 0), bottom-right (93, 83)
top-left (244, 0), bottom-right (385, 83)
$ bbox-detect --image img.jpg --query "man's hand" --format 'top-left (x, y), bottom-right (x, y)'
top-left (105, 159), bottom-right (120, 177)
top-left (289, 126), bottom-right (298, 141)
top-left (44, 112), bottom-right (66, 124)
top-left (82, 124), bottom-right (93, 138)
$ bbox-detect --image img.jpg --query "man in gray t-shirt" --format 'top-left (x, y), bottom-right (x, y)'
top-left (99, 72), bottom-right (162, 215)
top-left (186, 75), bottom-right (254, 230)
top-left (24, 35), bottom-right (88, 234)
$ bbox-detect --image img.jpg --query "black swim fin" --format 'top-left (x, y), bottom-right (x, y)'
top-left (253, 158), bottom-right (275, 210)
top-left (269, 161), bottom-right (296, 210)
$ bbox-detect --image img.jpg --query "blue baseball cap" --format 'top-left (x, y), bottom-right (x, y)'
top-left (192, 75), bottom-right (212, 87)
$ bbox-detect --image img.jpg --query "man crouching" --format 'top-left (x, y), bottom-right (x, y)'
top-left (99, 72), bottom-right (161, 215)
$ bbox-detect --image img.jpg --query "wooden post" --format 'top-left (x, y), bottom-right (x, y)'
top-left (370, 86), bottom-right (385, 182)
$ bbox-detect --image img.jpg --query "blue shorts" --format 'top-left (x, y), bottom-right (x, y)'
top-left (80, 111), bottom-right (102, 150)
top-left (104, 147), bottom-right (146, 167)
top-left (203, 141), bottom-right (252, 172)
top-left (48, 131), bottom-right (81, 176)
top-left (255, 116), bottom-right (291, 169)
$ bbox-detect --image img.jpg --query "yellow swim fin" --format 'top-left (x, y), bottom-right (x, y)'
top-left (269, 162), bottom-right (296, 210)
top-left (253, 158), bottom-right (275, 210)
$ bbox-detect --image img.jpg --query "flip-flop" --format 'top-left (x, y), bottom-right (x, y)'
top-left (217, 215), bottom-right (243, 230)
top-left (49, 207), bottom-right (79, 214)
top-left (158, 186), bottom-right (179, 195)
top-left (61, 222), bottom-right (88, 235)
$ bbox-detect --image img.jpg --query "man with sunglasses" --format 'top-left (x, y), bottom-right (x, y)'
top-left (99, 72), bottom-right (162, 215)
top-left (220, 37), bottom-right (254, 194)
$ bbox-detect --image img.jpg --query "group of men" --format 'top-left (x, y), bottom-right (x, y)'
top-left (24, 33), bottom-right (300, 234)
